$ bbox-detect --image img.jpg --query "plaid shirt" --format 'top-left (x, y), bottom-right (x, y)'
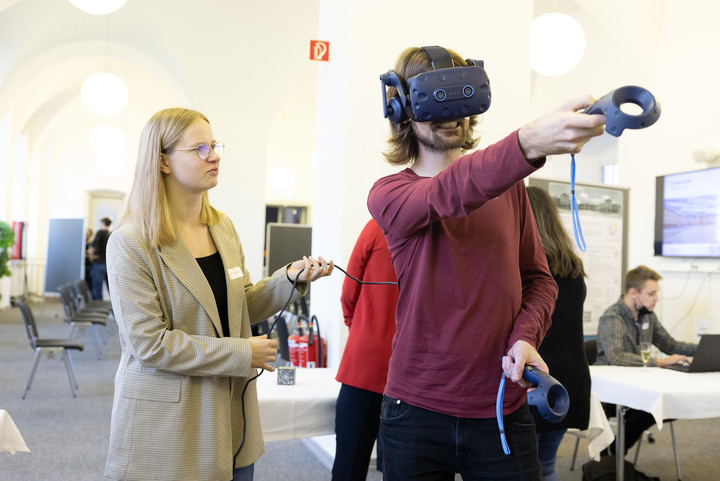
top-left (596, 297), bottom-right (696, 367)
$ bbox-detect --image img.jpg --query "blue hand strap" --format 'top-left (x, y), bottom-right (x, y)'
top-left (570, 154), bottom-right (586, 252)
top-left (496, 372), bottom-right (511, 455)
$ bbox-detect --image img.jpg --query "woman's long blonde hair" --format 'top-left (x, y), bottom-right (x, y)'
top-left (121, 107), bottom-right (221, 247)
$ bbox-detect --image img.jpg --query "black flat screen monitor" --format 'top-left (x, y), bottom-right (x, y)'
top-left (654, 166), bottom-right (720, 258)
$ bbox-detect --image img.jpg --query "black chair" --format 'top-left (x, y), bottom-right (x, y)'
top-left (74, 279), bottom-right (113, 313)
top-left (14, 300), bottom-right (84, 399)
top-left (57, 284), bottom-right (107, 358)
top-left (584, 338), bottom-right (597, 365)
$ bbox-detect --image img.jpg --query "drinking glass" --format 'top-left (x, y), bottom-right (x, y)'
top-left (640, 342), bottom-right (652, 368)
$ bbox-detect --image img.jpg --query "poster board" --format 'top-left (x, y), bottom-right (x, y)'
top-left (528, 179), bottom-right (628, 336)
top-left (44, 218), bottom-right (85, 295)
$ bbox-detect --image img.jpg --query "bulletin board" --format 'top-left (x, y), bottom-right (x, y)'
top-left (528, 178), bottom-right (628, 336)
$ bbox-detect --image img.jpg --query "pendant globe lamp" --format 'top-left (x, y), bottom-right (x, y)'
top-left (530, 13), bottom-right (586, 76)
top-left (80, 16), bottom-right (129, 117)
top-left (68, 0), bottom-right (127, 15)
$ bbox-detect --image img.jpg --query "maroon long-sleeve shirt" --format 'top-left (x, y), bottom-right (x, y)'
top-left (367, 131), bottom-right (558, 418)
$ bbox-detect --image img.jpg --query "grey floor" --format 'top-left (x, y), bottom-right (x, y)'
top-left (1, 297), bottom-right (719, 480)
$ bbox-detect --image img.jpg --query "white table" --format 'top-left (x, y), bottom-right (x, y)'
top-left (256, 367), bottom-right (340, 442)
top-left (0, 409), bottom-right (30, 454)
top-left (571, 391), bottom-right (615, 460)
top-left (590, 365), bottom-right (720, 480)
top-left (254, 366), bottom-right (615, 464)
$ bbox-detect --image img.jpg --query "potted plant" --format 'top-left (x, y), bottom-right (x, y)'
top-left (0, 221), bottom-right (15, 301)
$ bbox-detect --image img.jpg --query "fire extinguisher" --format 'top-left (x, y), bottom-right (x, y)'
top-left (288, 330), bottom-right (299, 367)
top-left (299, 316), bottom-right (323, 368)
top-left (288, 315), bottom-right (304, 367)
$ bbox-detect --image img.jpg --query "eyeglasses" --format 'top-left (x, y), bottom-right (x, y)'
top-left (172, 142), bottom-right (225, 160)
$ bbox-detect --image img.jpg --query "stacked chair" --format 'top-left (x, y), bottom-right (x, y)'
top-left (57, 283), bottom-right (109, 359)
top-left (14, 300), bottom-right (84, 399)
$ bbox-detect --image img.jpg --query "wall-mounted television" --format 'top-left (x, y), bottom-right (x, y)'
top-left (654, 166), bottom-right (720, 257)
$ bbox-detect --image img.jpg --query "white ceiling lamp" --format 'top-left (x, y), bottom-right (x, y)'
top-left (95, 151), bottom-right (126, 178)
top-left (269, 166), bottom-right (296, 192)
top-left (530, 13), bottom-right (586, 76)
top-left (80, 15), bottom-right (128, 117)
top-left (68, 0), bottom-right (127, 15)
top-left (81, 72), bottom-right (128, 117)
top-left (90, 125), bottom-right (125, 154)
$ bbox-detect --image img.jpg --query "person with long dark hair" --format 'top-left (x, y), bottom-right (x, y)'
top-left (526, 186), bottom-right (591, 481)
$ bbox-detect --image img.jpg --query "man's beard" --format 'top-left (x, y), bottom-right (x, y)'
top-left (413, 121), bottom-right (469, 152)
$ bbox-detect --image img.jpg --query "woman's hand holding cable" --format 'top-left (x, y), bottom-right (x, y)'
top-left (248, 334), bottom-right (279, 372)
top-left (286, 255), bottom-right (335, 283)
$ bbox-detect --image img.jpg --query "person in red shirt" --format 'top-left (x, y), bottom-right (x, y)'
top-left (367, 46), bottom-right (606, 480)
top-left (333, 218), bottom-right (399, 481)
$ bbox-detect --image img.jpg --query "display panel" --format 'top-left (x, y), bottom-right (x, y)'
top-left (654, 166), bottom-right (720, 258)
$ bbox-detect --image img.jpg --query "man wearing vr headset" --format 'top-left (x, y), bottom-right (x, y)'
top-left (367, 46), bottom-right (606, 480)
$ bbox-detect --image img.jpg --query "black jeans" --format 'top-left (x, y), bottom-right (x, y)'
top-left (332, 384), bottom-right (383, 481)
top-left (380, 396), bottom-right (541, 481)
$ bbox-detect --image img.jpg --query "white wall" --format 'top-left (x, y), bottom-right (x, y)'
top-left (1, 0), bottom-right (718, 350)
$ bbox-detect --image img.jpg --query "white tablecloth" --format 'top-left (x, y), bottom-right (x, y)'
top-left (256, 367), bottom-right (340, 442)
top-left (254, 366), bottom-right (617, 461)
top-left (590, 365), bottom-right (720, 429)
top-left (0, 409), bottom-right (30, 454)
top-left (581, 391), bottom-right (615, 460)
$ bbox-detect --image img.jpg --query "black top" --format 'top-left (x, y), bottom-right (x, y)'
top-left (91, 229), bottom-right (111, 264)
top-left (531, 274), bottom-right (591, 431)
top-left (196, 251), bottom-right (229, 337)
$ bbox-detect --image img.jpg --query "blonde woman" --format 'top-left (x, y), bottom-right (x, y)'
top-left (104, 108), bottom-right (333, 481)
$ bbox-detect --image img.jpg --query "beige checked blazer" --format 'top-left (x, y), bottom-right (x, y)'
top-left (104, 216), bottom-right (306, 481)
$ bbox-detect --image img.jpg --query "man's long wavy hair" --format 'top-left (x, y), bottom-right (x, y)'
top-left (527, 186), bottom-right (586, 279)
top-left (383, 47), bottom-right (481, 166)
top-left (120, 107), bottom-right (221, 247)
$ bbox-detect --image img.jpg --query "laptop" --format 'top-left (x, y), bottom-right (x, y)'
top-left (662, 334), bottom-right (720, 372)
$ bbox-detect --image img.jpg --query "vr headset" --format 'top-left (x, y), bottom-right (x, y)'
top-left (380, 46), bottom-right (492, 124)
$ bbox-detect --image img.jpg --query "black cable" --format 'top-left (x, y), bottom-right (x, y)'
top-left (234, 267), bottom-right (304, 465)
top-left (334, 265), bottom-right (398, 285)
top-left (233, 263), bottom-right (394, 465)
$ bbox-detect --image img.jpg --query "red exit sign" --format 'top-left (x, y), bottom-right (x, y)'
top-left (309, 40), bottom-right (330, 62)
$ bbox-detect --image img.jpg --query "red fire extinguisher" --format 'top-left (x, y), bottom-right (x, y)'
top-left (299, 316), bottom-right (324, 368)
top-left (288, 327), bottom-right (300, 367)
top-left (298, 330), bottom-right (309, 368)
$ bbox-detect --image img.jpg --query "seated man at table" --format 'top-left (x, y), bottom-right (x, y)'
top-left (596, 264), bottom-right (697, 455)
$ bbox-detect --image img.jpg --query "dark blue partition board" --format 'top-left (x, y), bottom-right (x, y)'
top-left (44, 218), bottom-right (85, 295)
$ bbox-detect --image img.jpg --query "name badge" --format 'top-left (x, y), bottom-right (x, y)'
top-left (228, 267), bottom-right (244, 280)
top-left (642, 322), bottom-right (649, 330)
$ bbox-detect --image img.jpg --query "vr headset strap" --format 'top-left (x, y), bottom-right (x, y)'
top-left (421, 46), bottom-right (454, 70)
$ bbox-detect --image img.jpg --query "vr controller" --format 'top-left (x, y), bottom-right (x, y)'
top-left (524, 365), bottom-right (570, 423)
top-left (585, 85), bottom-right (661, 137)
top-left (380, 46), bottom-right (492, 124)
